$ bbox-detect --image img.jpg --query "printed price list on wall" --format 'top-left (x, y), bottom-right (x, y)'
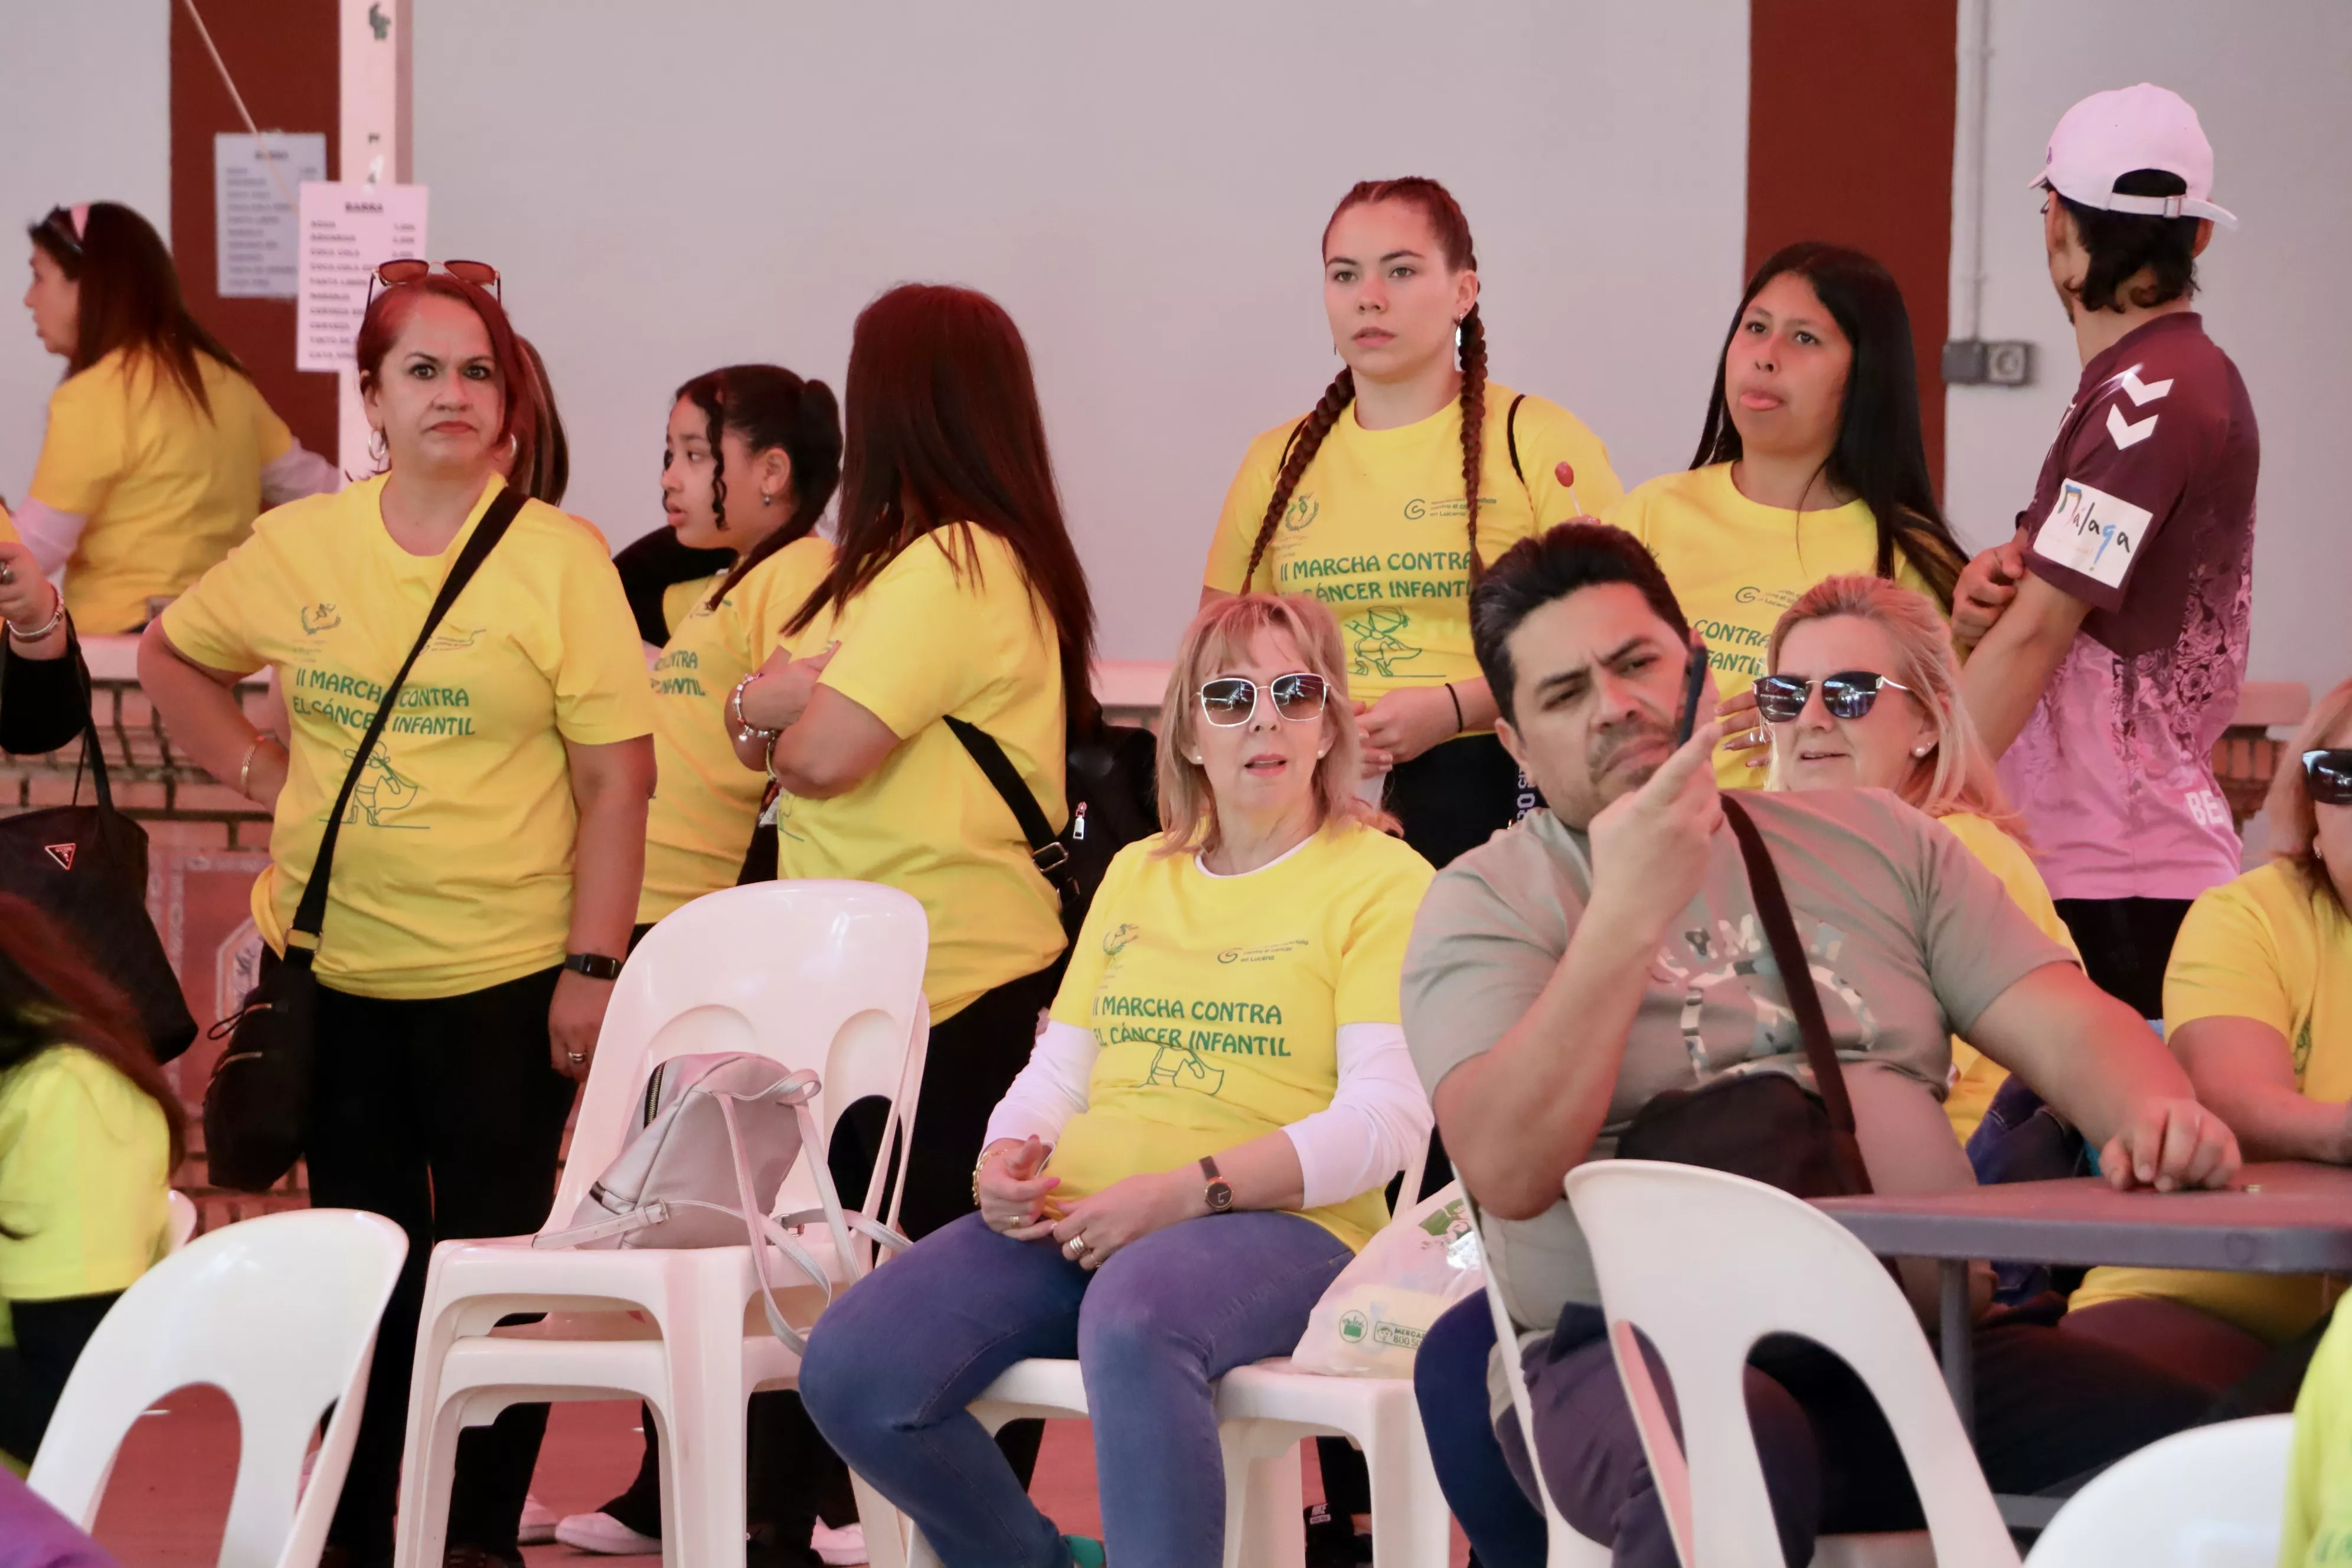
top-left (214, 133), bottom-right (326, 299)
top-left (295, 181), bottom-right (429, 373)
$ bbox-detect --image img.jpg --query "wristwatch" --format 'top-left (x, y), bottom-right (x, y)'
top-left (1200, 1155), bottom-right (1234, 1214)
top-left (563, 951), bottom-right (624, 982)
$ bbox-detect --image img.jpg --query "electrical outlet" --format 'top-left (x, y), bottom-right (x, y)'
top-left (1942, 339), bottom-right (2035, 387)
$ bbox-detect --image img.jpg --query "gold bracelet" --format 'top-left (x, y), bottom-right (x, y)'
top-left (237, 734), bottom-right (269, 800)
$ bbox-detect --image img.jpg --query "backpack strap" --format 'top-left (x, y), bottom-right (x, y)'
top-left (1719, 794), bottom-right (1872, 1194)
top-left (285, 485), bottom-right (526, 966)
top-left (1505, 393), bottom-right (1528, 484)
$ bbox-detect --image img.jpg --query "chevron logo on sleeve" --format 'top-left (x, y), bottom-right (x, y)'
top-left (2118, 366), bottom-right (2174, 405)
top-left (2108, 404), bottom-right (2160, 449)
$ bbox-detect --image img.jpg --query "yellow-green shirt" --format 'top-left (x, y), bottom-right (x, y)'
top-left (1046, 823), bottom-right (1436, 1252)
top-left (640, 540), bottom-right (834, 925)
top-left (1938, 812), bottom-right (2079, 1145)
top-left (161, 473), bottom-right (656, 999)
top-left (0, 1046), bottom-right (171, 1351)
top-left (1204, 381), bottom-right (1622, 707)
top-left (1603, 463), bottom-right (1945, 788)
top-left (2283, 1298), bottom-right (2352, 1565)
top-left (776, 524), bottom-right (1068, 1022)
top-left (2073, 863), bottom-right (2352, 1342)
top-left (31, 348), bottom-right (294, 633)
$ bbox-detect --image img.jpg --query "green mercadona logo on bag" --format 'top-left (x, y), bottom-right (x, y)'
top-left (1337, 1310), bottom-right (1423, 1351)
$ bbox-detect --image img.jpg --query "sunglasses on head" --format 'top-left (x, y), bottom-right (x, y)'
top-left (1753, 671), bottom-right (1915, 724)
top-left (2306, 749), bottom-right (2352, 807)
top-left (365, 257), bottom-right (502, 310)
top-left (38, 205), bottom-right (87, 256)
top-left (1198, 672), bottom-right (1329, 727)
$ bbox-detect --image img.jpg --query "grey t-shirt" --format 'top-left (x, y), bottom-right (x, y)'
top-left (1403, 788), bottom-right (2070, 1340)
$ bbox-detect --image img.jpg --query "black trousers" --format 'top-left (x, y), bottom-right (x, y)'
top-left (600, 958), bottom-right (1067, 1550)
top-left (1315, 733), bottom-right (1538, 1527)
top-left (307, 965), bottom-right (577, 1563)
top-left (2053, 897), bottom-right (2194, 1020)
top-left (0, 1293), bottom-right (121, 1464)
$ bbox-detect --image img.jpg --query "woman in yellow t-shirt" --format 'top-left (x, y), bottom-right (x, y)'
top-left (136, 268), bottom-right (655, 1564)
top-left (2065, 678), bottom-right (2352, 1399)
top-left (19, 202), bottom-right (335, 633)
top-left (555, 367), bottom-right (843, 1563)
top-left (0, 895), bottom-right (179, 1467)
top-left (802, 593), bottom-right (1435, 1567)
top-left (1605, 242), bottom-right (1969, 789)
top-left (1759, 575), bottom-right (2076, 1145)
top-left (1201, 177), bottom-right (1622, 871)
top-left (635, 364), bottom-right (841, 933)
top-left (731, 284), bottom-right (1096, 1246)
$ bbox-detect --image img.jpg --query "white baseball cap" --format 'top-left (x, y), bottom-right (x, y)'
top-left (2031, 83), bottom-right (2237, 229)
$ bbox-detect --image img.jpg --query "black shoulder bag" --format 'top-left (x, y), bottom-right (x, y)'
top-left (945, 716), bottom-right (1158, 942)
top-left (1615, 793), bottom-right (1873, 1199)
top-left (0, 629), bottom-right (198, 1061)
top-left (203, 489), bottom-right (524, 1191)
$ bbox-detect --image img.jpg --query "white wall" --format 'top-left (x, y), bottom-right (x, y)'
top-left (411, 1), bottom-right (1751, 660)
top-left (0, 0), bottom-right (172, 511)
top-left (1945, 0), bottom-right (2352, 703)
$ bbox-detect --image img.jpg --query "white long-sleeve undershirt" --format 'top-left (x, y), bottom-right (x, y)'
top-left (984, 1018), bottom-right (1433, 1211)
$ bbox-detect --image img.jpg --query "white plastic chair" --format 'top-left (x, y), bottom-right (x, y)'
top-left (166, 1189), bottom-right (200, 1253)
top-left (28, 1208), bottom-right (407, 1568)
top-left (858, 1146), bottom-right (1444, 1568)
top-left (1565, 1161), bottom-right (2015, 1568)
top-left (1473, 1212), bottom-right (1611, 1567)
top-left (392, 881), bottom-right (931, 1568)
top-left (2023, 1414), bottom-right (2291, 1566)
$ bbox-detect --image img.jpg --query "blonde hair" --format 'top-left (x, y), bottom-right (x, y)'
top-left (2265, 676), bottom-right (2352, 910)
top-left (1154, 594), bottom-right (1394, 857)
top-left (1764, 574), bottom-right (2026, 838)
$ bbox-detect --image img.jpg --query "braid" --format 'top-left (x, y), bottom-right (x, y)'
top-left (1456, 302), bottom-right (1488, 582)
top-left (1242, 367), bottom-right (1355, 586)
top-left (705, 398), bottom-right (730, 535)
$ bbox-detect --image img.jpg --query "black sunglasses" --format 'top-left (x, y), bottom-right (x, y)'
top-left (2306, 749), bottom-right (2352, 807)
top-left (1198, 672), bottom-right (1329, 727)
top-left (365, 257), bottom-right (502, 310)
top-left (1754, 671), bottom-right (1915, 724)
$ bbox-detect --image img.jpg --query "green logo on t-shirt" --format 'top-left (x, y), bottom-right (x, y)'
top-left (1346, 609), bottom-right (1422, 679)
top-left (1283, 494), bottom-right (1320, 533)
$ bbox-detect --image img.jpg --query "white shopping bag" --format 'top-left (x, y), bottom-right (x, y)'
top-left (1291, 1180), bottom-right (1484, 1377)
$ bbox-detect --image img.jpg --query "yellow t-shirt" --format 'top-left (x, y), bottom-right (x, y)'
top-left (2282, 1298), bottom-right (2352, 1565)
top-left (0, 1046), bottom-right (171, 1353)
top-left (1045, 822), bottom-right (1435, 1253)
top-left (0, 501), bottom-right (17, 544)
top-left (30, 348), bottom-right (295, 634)
top-left (1602, 463), bottom-right (1946, 788)
top-left (161, 474), bottom-right (656, 999)
top-left (2072, 863), bottom-right (2352, 1343)
top-left (1937, 812), bottom-right (2078, 1144)
top-left (776, 524), bottom-right (1068, 1022)
top-left (639, 539), bottom-right (834, 925)
top-left (1203, 382), bottom-right (1623, 707)
top-left (658, 575), bottom-right (710, 645)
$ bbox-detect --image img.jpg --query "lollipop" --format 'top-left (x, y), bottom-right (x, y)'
top-left (1555, 461), bottom-right (1586, 517)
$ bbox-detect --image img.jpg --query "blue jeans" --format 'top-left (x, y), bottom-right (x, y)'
top-left (1414, 1295), bottom-right (1549, 1567)
top-left (801, 1209), bottom-right (1353, 1568)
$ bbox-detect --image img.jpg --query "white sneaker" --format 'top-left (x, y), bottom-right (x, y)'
top-left (518, 1494), bottom-right (558, 1546)
top-left (812, 1520), bottom-right (867, 1566)
top-left (553, 1512), bottom-right (663, 1555)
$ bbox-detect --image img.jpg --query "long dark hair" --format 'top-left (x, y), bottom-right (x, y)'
top-left (0, 894), bottom-right (186, 1171)
top-left (677, 365), bottom-right (843, 609)
top-left (1242, 177), bottom-right (1488, 587)
top-left (787, 285), bottom-right (1098, 726)
top-left (30, 202), bottom-right (246, 420)
top-left (1688, 242), bottom-right (1965, 608)
top-left (511, 337), bottom-right (570, 505)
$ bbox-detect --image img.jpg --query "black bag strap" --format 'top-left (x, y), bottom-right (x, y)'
top-left (284, 486), bottom-right (527, 961)
top-left (54, 625), bottom-right (116, 817)
top-left (942, 715), bottom-right (1068, 879)
top-left (1505, 391), bottom-right (1528, 484)
top-left (1719, 793), bottom-right (1872, 1194)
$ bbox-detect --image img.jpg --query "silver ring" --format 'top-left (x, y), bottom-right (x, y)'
top-left (0, 561), bottom-right (12, 585)
top-left (566, 1051), bottom-right (587, 1064)
top-left (1064, 1236), bottom-right (1087, 1257)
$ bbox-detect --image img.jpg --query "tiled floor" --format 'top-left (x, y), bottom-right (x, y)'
top-left (81, 1385), bottom-right (1471, 1566)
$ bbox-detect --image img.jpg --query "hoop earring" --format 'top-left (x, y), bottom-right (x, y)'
top-left (368, 428), bottom-right (387, 462)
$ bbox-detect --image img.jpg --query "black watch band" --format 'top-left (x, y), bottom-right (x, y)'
top-left (564, 951), bottom-right (624, 981)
